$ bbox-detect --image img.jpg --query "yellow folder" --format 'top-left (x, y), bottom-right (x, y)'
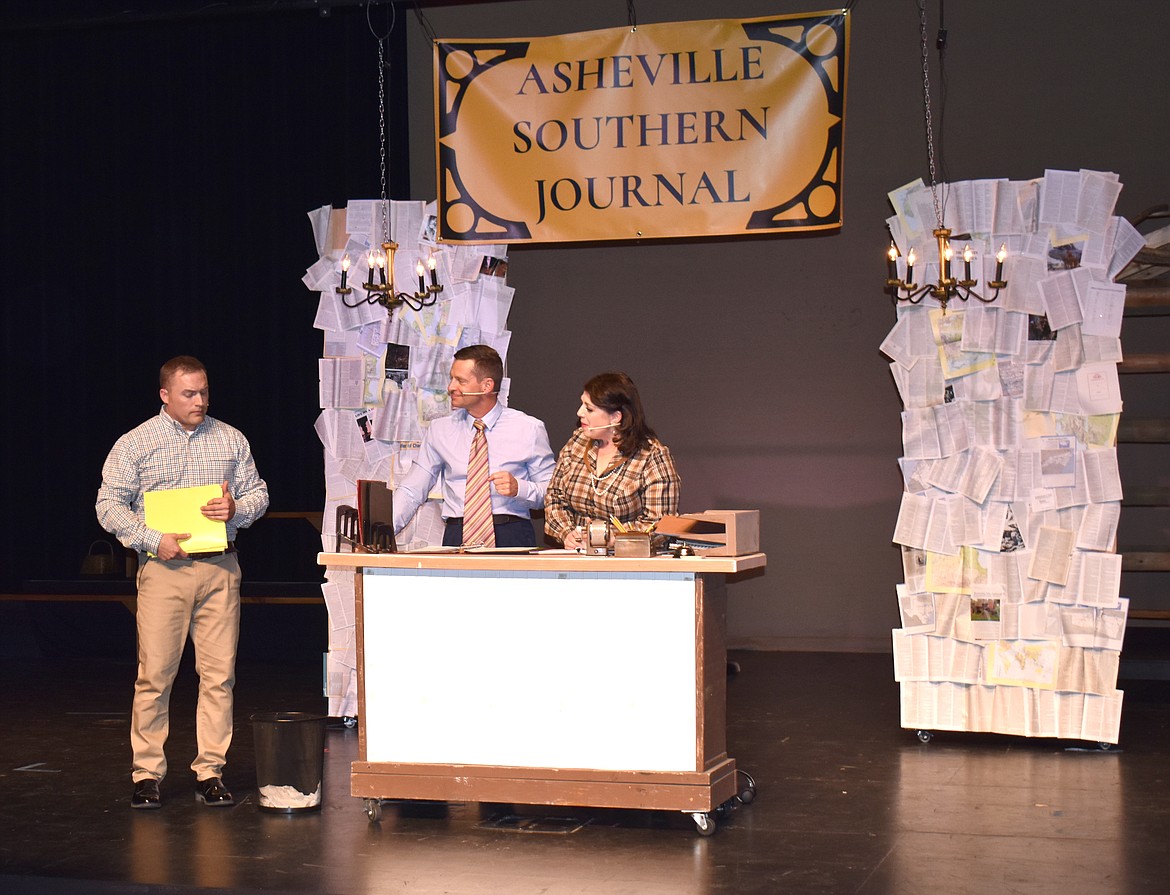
top-left (144, 484), bottom-right (228, 554)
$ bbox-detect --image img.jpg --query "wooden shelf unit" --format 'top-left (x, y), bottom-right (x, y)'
top-left (1119, 281), bottom-right (1170, 622)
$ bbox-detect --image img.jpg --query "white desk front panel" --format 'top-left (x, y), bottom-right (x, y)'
top-left (362, 569), bottom-right (698, 772)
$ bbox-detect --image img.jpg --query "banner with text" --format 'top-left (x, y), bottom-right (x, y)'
top-left (435, 10), bottom-right (848, 244)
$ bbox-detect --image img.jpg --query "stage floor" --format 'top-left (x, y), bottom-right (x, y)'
top-left (2, 640), bottom-right (1168, 894)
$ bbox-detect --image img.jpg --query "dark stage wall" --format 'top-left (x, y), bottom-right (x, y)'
top-left (1, 4), bottom-right (410, 589)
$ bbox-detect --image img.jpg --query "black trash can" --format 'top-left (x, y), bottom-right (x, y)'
top-left (250, 712), bottom-right (326, 813)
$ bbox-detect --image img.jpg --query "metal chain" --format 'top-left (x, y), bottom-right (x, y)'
top-left (377, 37), bottom-right (389, 244)
top-left (918, 0), bottom-right (943, 230)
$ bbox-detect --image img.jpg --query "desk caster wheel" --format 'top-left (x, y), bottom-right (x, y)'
top-left (691, 812), bottom-right (716, 836)
top-left (1097, 742), bottom-right (1115, 752)
top-left (736, 769), bottom-right (757, 804)
top-left (364, 799), bottom-right (383, 823)
top-left (916, 729), bottom-right (933, 743)
top-left (342, 716), bottom-right (358, 729)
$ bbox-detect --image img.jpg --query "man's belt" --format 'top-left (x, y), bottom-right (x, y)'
top-left (186, 544), bottom-right (238, 560)
top-left (444, 515), bottom-right (527, 526)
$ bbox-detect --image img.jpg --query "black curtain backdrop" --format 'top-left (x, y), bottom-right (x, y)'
top-left (0, 4), bottom-right (411, 589)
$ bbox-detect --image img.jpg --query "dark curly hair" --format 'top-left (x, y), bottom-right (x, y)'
top-left (583, 371), bottom-right (657, 457)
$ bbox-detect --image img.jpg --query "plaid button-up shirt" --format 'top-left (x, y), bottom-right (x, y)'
top-left (544, 429), bottom-right (680, 543)
top-left (96, 407), bottom-right (269, 555)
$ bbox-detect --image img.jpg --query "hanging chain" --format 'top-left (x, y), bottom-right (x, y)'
top-left (377, 36), bottom-right (390, 245)
top-left (918, 0), bottom-right (943, 231)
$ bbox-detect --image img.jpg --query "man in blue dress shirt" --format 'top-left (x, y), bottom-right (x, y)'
top-left (392, 344), bottom-right (554, 547)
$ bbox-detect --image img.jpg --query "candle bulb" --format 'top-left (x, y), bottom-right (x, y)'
top-left (943, 242), bottom-right (953, 280)
top-left (340, 253), bottom-right (350, 290)
top-left (427, 254), bottom-right (439, 289)
top-left (995, 244), bottom-right (1007, 282)
top-left (377, 251), bottom-right (387, 286)
top-left (905, 248), bottom-right (916, 286)
top-left (887, 243), bottom-right (899, 281)
top-left (416, 260), bottom-right (426, 293)
top-left (962, 245), bottom-right (973, 281)
top-left (366, 251), bottom-right (376, 287)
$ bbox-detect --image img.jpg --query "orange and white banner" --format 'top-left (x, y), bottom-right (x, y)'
top-left (435, 10), bottom-right (848, 244)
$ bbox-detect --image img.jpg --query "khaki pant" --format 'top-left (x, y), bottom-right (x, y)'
top-left (130, 552), bottom-right (241, 783)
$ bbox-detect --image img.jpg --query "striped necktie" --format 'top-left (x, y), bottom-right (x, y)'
top-left (462, 418), bottom-right (495, 547)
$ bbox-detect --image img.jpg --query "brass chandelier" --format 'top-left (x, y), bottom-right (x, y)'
top-left (337, 18), bottom-right (442, 313)
top-left (885, 1), bottom-right (1007, 312)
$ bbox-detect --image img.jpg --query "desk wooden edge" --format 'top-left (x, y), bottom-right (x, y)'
top-left (350, 758), bottom-right (738, 812)
top-left (317, 551), bottom-right (766, 574)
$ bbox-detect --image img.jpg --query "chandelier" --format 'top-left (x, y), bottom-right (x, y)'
top-left (885, 2), bottom-right (1007, 312)
top-left (886, 231), bottom-right (1007, 310)
top-left (337, 21), bottom-right (442, 313)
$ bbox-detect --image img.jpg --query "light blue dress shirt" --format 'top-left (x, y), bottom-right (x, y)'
top-left (392, 401), bottom-right (555, 531)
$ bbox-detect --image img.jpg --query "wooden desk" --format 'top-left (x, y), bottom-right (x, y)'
top-left (318, 551), bottom-right (765, 833)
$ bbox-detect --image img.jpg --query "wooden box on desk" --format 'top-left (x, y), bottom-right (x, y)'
top-left (655, 510), bottom-right (759, 557)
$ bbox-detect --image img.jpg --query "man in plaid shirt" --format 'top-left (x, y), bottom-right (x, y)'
top-left (96, 356), bottom-right (269, 809)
